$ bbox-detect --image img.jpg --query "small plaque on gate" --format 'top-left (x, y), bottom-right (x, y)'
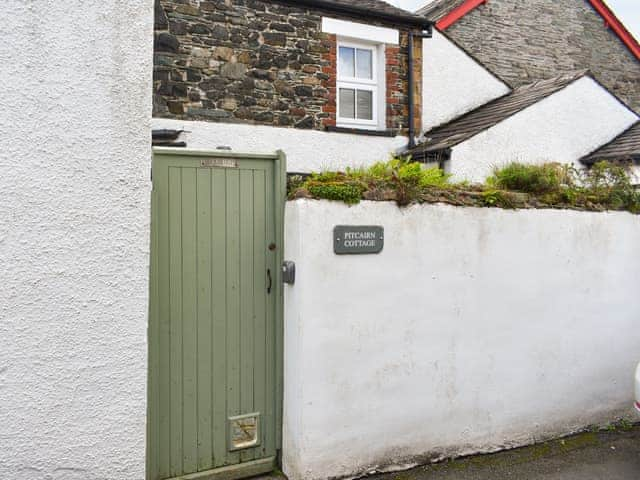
top-left (200, 158), bottom-right (239, 168)
top-left (334, 226), bottom-right (384, 255)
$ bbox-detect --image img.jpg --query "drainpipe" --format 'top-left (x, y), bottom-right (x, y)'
top-left (408, 29), bottom-right (432, 150)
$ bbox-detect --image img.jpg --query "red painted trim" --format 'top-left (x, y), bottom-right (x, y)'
top-left (436, 0), bottom-right (486, 30)
top-left (436, 0), bottom-right (639, 61)
top-left (586, 0), bottom-right (640, 60)
top-left (635, 401), bottom-right (640, 412)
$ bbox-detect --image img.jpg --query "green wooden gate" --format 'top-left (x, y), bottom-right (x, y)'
top-left (147, 148), bottom-right (286, 480)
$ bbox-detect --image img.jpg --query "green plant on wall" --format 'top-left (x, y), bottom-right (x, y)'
top-left (291, 157), bottom-right (452, 205)
top-left (346, 157), bottom-right (451, 187)
top-left (481, 189), bottom-right (515, 208)
top-left (287, 158), bottom-right (640, 214)
top-left (306, 181), bottom-right (364, 204)
top-left (487, 162), bottom-right (571, 194)
top-left (580, 161), bottom-right (640, 212)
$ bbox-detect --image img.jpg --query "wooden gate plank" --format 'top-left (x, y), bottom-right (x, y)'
top-left (197, 168), bottom-right (214, 471)
top-left (157, 162), bottom-right (172, 479)
top-left (182, 168), bottom-right (199, 474)
top-left (225, 169), bottom-right (241, 467)
top-left (169, 167), bottom-right (184, 477)
top-left (263, 167), bottom-right (276, 459)
top-left (211, 169), bottom-right (228, 469)
top-left (252, 170), bottom-right (267, 456)
top-left (239, 170), bottom-right (256, 464)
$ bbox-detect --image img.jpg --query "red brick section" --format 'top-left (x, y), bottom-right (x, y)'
top-left (320, 33), bottom-right (337, 128)
top-left (385, 42), bottom-right (404, 131)
top-left (385, 31), bottom-right (421, 135)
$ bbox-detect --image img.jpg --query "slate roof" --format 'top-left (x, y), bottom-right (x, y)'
top-left (328, 0), bottom-right (423, 18)
top-left (280, 0), bottom-right (432, 27)
top-left (581, 121), bottom-right (640, 165)
top-left (416, 0), bottom-right (640, 60)
top-left (416, 0), bottom-right (466, 21)
top-left (408, 71), bottom-right (589, 156)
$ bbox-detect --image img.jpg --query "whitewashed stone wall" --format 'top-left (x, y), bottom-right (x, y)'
top-left (283, 199), bottom-right (640, 480)
top-left (446, 76), bottom-right (639, 183)
top-left (0, 2), bottom-right (154, 479)
top-left (153, 118), bottom-right (407, 172)
top-left (422, 31), bottom-right (510, 132)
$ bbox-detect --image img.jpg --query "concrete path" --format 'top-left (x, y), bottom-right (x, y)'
top-left (257, 425), bottom-right (640, 480)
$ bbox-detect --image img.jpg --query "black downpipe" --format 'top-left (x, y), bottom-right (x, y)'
top-left (407, 29), bottom-right (433, 151)
top-left (408, 33), bottom-right (415, 150)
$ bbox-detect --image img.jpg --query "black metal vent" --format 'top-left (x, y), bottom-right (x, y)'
top-left (152, 129), bottom-right (186, 147)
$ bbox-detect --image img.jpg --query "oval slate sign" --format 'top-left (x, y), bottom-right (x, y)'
top-left (334, 226), bottom-right (384, 255)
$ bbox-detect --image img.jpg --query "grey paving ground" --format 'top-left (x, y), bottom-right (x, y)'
top-left (255, 425), bottom-right (640, 480)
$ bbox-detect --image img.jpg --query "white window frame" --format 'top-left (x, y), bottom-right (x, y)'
top-left (336, 39), bottom-right (384, 130)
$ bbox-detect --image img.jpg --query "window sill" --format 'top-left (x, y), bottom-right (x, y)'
top-left (325, 126), bottom-right (397, 137)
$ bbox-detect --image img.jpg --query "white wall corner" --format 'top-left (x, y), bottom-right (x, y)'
top-left (283, 200), bottom-right (305, 480)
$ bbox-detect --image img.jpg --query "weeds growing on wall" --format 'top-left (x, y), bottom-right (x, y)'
top-left (488, 163), bottom-right (568, 195)
top-left (288, 158), bottom-right (640, 214)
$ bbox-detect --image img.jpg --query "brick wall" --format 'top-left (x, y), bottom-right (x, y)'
top-left (444, 0), bottom-right (640, 112)
top-left (320, 34), bottom-right (337, 129)
top-left (385, 43), bottom-right (404, 131)
top-left (154, 0), bottom-right (418, 134)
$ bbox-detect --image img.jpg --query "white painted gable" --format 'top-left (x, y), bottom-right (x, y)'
top-left (422, 30), bottom-right (510, 132)
top-left (448, 76), bottom-right (639, 183)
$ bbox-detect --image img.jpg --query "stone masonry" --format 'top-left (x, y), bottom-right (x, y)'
top-left (154, 0), bottom-right (422, 134)
top-left (443, 0), bottom-right (640, 112)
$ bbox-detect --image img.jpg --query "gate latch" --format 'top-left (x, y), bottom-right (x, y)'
top-left (282, 261), bottom-right (296, 285)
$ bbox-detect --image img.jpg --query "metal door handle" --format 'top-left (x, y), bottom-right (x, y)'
top-left (267, 269), bottom-right (272, 294)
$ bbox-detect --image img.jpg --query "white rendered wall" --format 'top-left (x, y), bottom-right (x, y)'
top-left (447, 77), bottom-right (639, 183)
top-left (0, 2), bottom-right (154, 479)
top-left (283, 199), bottom-right (640, 480)
top-left (152, 118), bottom-right (407, 172)
top-left (422, 31), bottom-right (510, 132)
top-left (322, 17), bottom-right (399, 45)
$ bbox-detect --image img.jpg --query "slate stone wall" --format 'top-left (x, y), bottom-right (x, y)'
top-left (153, 0), bottom-right (419, 133)
top-left (444, 0), bottom-right (640, 112)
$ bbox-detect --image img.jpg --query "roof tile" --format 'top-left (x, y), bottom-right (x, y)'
top-left (417, 0), bottom-right (467, 21)
top-left (581, 121), bottom-right (640, 165)
top-left (287, 0), bottom-right (429, 25)
top-left (328, 0), bottom-right (422, 18)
